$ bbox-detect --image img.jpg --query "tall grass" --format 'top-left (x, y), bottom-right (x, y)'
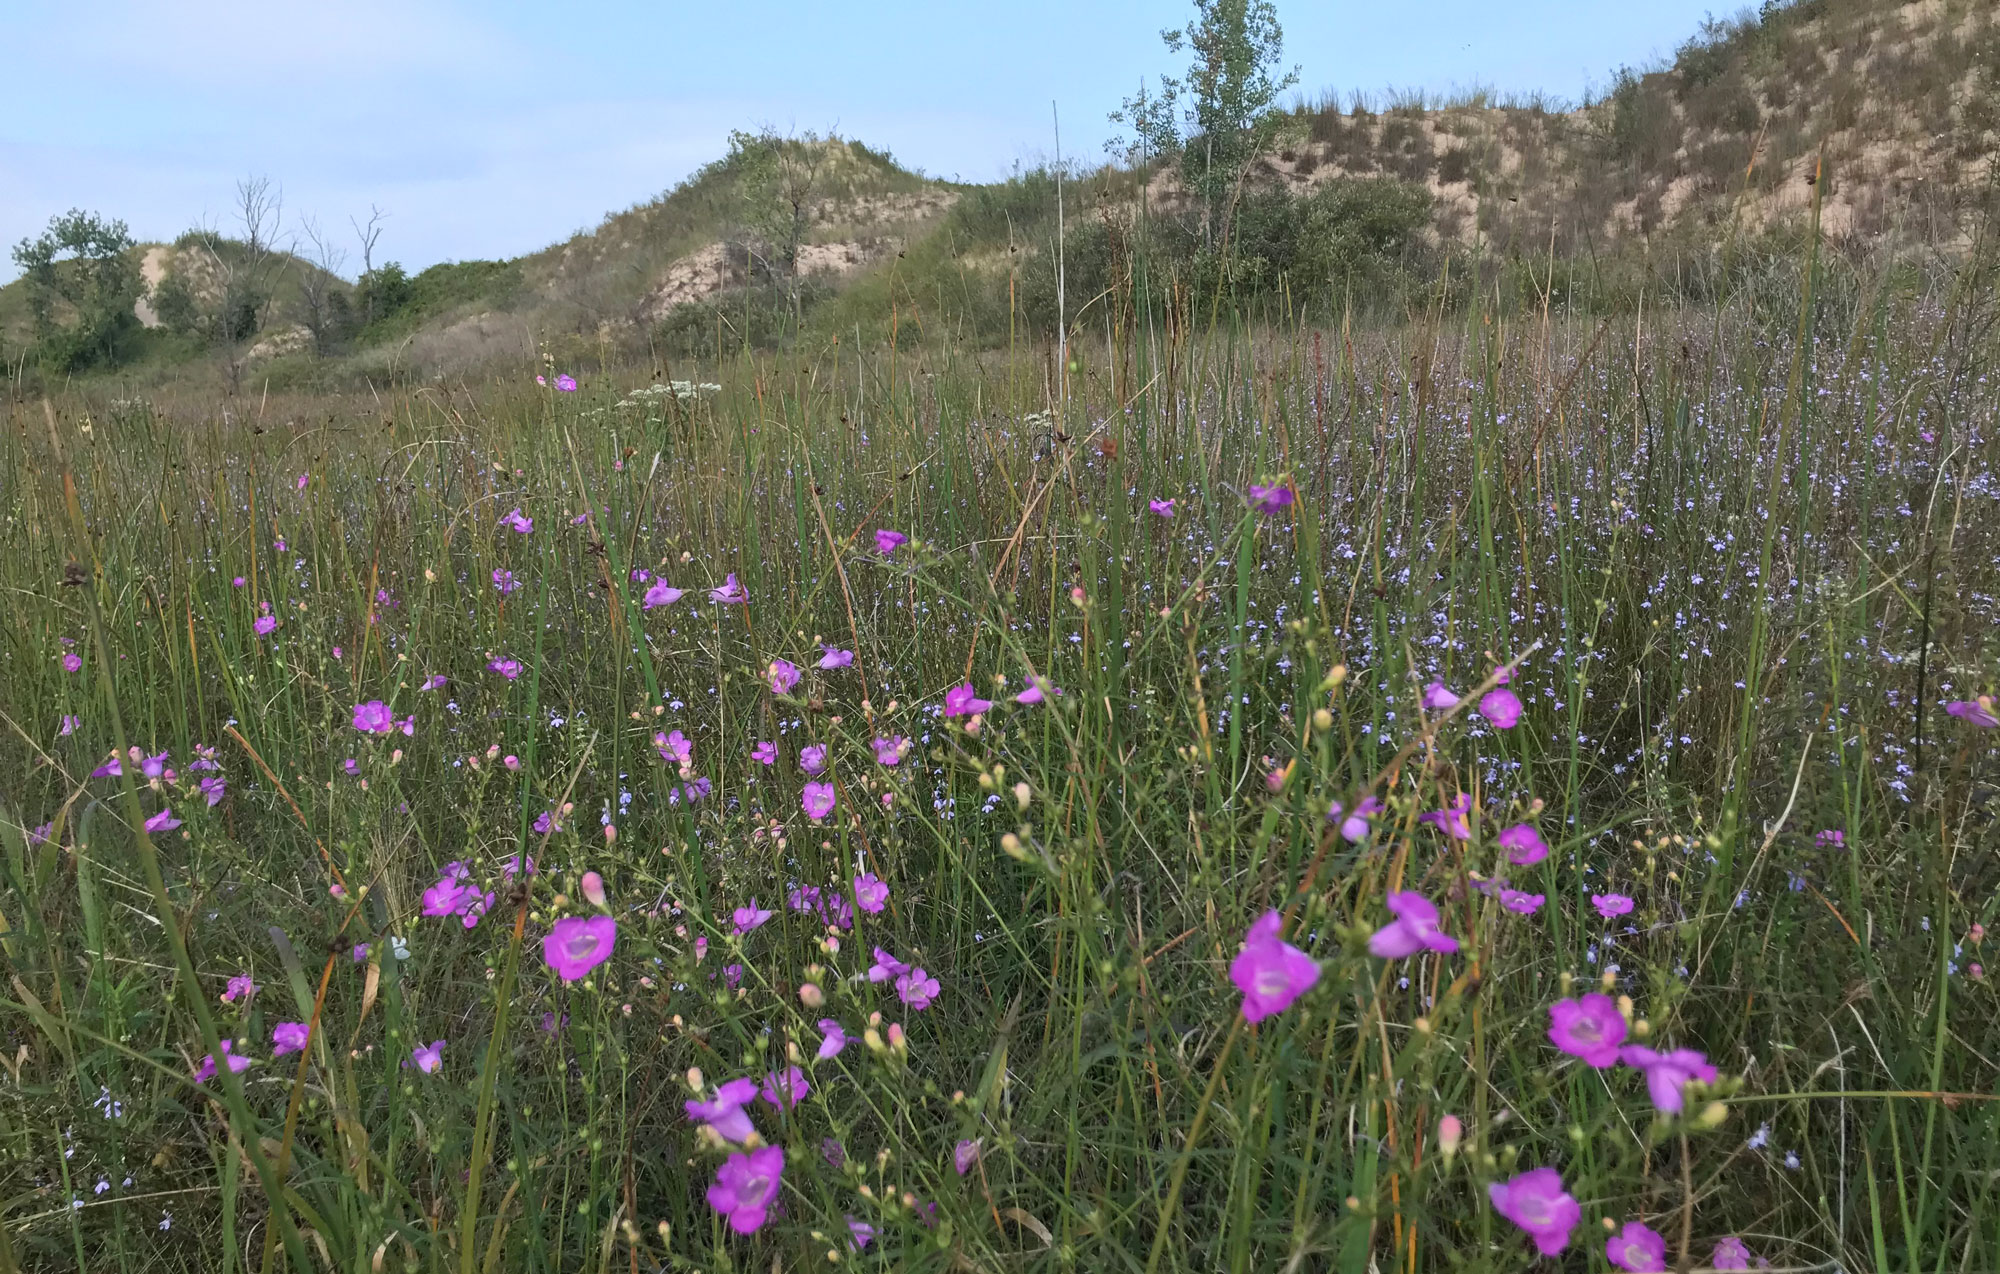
top-left (0, 248), bottom-right (1996, 1274)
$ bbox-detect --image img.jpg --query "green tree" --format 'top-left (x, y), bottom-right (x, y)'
top-left (727, 128), bottom-right (831, 329)
top-left (10, 209), bottom-right (144, 371)
top-left (1112, 0), bottom-right (1298, 247)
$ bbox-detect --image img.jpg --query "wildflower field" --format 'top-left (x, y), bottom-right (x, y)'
top-left (2, 290), bottom-right (1998, 1273)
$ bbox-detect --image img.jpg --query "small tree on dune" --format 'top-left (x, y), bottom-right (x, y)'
top-left (10, 209), bottom-right (144, 372)
top-left (1111, 0), bottom-right (1298, 250)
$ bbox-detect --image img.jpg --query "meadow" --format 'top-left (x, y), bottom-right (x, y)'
top-left (1, 268), bottom-right (1997, 1274)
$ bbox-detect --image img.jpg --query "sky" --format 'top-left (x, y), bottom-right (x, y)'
top-left (0, 0), bottom-right (1727, 283)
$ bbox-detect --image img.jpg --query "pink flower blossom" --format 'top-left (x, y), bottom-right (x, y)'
top-left (352, 700), bottom-right (402, 734)
top-left (193, 1040), bottom-right (252, 1084)
top-left (709, 574), bottom-right (747, 604)
top-left (253, 614), bottom-right (278, 636)
top-left (816, 1019), bottom-right (848, 1059)
top-left (867, 947), bottom-right (909, 983)
top-left (420, 674), bottom-right (447, 691)
top-left (492, 568), bottom-right (518, 595)
top-left (943, 683), bottom-right (992, 717)
top-left (706, 1145), bottom-right (783, 1234)
top-left (1368, 892), bottom-right (1459, 959)
top-left (643, 578), bottom-right (684, 608)
top-left (1148, 498), bottom-right (1175, 517)
top-left (1946, 696), bottom-right (1999, 727)
top-left (1547, 994), bottom-right (1627, 1067)
top-left (818, 645), bottom-right (854, 669)
top-left (686, 1077), bottom-right (760, 1143)
top-left (731, 901), bottom-right (774, 934)
top-left (1327, 795), bottom-right (1383, 843)
top-left (499, 507), bottom-right (533, 534)
top-left (751, 741), bottom-right (778, 765)
top-left (1479, 686), bottom-right (1524, 729)
top-left (874, 529), bottom-right (907, 555)
top-left (1246, 483), bottom-right (1294, 514)
top-left (543, 915), bottom-right (617, 982)
top-left (1592, 893), bottom-right (1636, 920)
top-left (1711, 1236), bottom-right (1762, 1270)
top-left (872, 736), bottom-right (909, 765)
top-left (1606, 1221), bottom-right (1668, 1272)
top-left (58, 714), bottom-right (79, 737)
top-left (896, 968), bottom-right (941, 1010)
top-left (1498, 824), bottom-right (1549, 866)
top-left (487, 657), bottom-right (521, 679)
top-left (221, 974), bottom-right (257, 1004)
top-left (271, 1022), bottom-right (310, 1056)
top-left (62, 652), bottom-right (82, 673)
top-left (1619, 1045), bottom-right (1718, 1114)
top-left (799, 743), bottom-right (827, 774)
top-left (295, 472), bottom-right (310, 491)
top-left (1487, 1166), bottom-right (1580, 1257)
top-left (1421, 681), bottom-right (1459, 710)
top-left (760, 1065), bottom-right (810, 1109)
top-left (1418, 793), bottom-right (1474, 841)
top-left (409, 1040), bottom-right (445, 1073)
top-left (767, 659), bottom-right (801, 694)
top-left (1015, 676), bottom-right (1059, 704)
top-left (553, 373), bottom-right (577, 392)
top-left (852, 873), bottom-right (889, 913)
top-left (802, 781), bottom-right (836, 820)
top-left (1499, 889), bottom-right (1545, 915)
top-left (954, 1138), bottom-right (983, 1175)
top-left (144, 807), bottom-right (181, 833)
top-left (1229, 910), bottom-right (1321, 1022)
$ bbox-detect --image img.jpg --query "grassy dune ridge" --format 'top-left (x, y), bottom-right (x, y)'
top-left (0, 269), bottom-right (1997, 1272)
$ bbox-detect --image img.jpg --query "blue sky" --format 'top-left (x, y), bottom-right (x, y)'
top-left (1, 0), bottom-right (1725, 282)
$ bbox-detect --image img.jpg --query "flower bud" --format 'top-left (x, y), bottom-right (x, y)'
top-left (1437, 1115), bottom-right (1463, 1163)
top-left (486, 744), bottom-right (501, 761)
top-left (1616, 994), bottom-right (1634, 1020)
top-left (580, 871), bottom-right (607, 908)
top-left (1013, 781), bottom-right (1032, 810)
top-left (686, 1066), bottom-right (704, 1091)
top-left (1312, 707), bottom-right (1333, 731)
top-left (1697, 1101), bottom-right (1728, 1128)
top-left (504, 754), bottom-right (520, 771)
top-left (799, 982), bottom-right (825, 1008)
top-left (603, 824), bottom-right (617, 843)
top-left (887, 1023), bottom-right (906, 1053)
top-left (863, 1027), bottom-right (886, 1054)
top-left (1001, 833), bottom-right (1026, 860)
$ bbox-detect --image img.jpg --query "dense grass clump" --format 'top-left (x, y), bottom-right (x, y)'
top-left (0, 276), bottom-right (1997, 1274)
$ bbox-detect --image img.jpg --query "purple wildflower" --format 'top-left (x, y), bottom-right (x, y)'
top-left (1592, 893), bottom-right (1636, 920)
top-left (767, 659), bottom-right (801, 695)
top-left (802, 781), bottom-right (836, 820)
top-left (1498, 824), bottom-right (1549, 866)
top-left (271, 1022), bottom-right (310, 1056)
top-left (542, 915), bottom-right (617, 982)
top-left (1620, 1046), bottom-right (1718, 1114)
top-left (896, 968), bottom-right (941, 1011)
top-left (643, 578), bottom-right (683, 609)
top-left (852, 873), bottom-right (889, 913)
top-left (874, 528), bottom-right (907, 555)
top-left (1229, 910), bottom-right (1321, 1022)
top-left (1487, 1166), bottom-right (1580, 1257)
top-left (943, 683), bottom-right (993, 717)
top-left (706, 1145), bottom-right (783, 1235)
top-left (686, 1077), bottom-right (760, 1143)
top-left (818, 645), bottom-right (854, 669)
top-left (1368, 892), bottom-right (1460, 958)
top-left (1547, 994), bottom-right (1628, 1067)
top-left (1606, 1221), bottom-right (1668, 1272)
